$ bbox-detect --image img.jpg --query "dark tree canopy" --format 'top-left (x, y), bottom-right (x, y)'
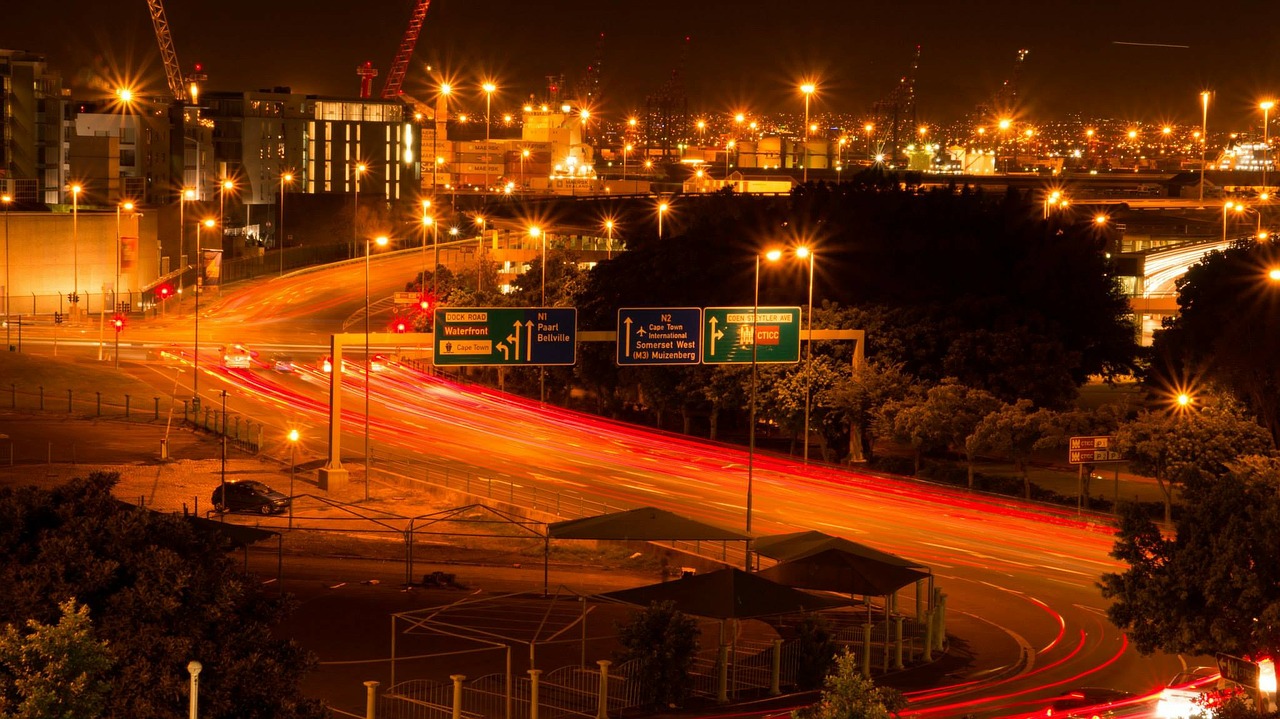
top-left (1150, 239), bottom-right (1280, 445)
top-left (0, 473), bottom-right (324, 719)
top-left (1102, 457), bottom-right (1280, 658)
top-left (574, 183), bottom-right (1137, 410)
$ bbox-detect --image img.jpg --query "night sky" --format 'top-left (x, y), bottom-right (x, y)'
top-left (5, 1), bottom-right (1280, 127)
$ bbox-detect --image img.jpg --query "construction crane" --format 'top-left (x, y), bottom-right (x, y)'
top-left (870, 45), bottom-right (921, 163)
top-left (381, 0), bottom-right (432, 99)
top-left (146, 0), bottom-right (187, 102)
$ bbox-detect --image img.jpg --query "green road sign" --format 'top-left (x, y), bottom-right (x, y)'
top-left (701, 307), bottom-right (801, 364)
top-left (434, 307), bottom-right (577, 366)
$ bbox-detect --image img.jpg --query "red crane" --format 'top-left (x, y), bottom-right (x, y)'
top-left (381, 0), bottom-right (432, 100)
top-left (145, 0), bottom-right (187, 102)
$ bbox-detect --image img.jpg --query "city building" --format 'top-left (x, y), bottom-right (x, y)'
top-left (0, 50), bottom-right (66, 204)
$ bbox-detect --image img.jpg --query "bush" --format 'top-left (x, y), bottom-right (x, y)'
top-left (614, 601), bottom-right (700, 709)
top-left (791, 614), bottom-right (837, 691)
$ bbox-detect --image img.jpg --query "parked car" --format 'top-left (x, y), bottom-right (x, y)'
top-left (211, 480), bottom-right (290, 515)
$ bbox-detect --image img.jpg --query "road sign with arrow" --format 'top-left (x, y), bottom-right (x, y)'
top-left (433, 307), bottom-right (577, 366)
top-left (616, 308), bottom-right (702, 365)
top-left (701, 307), bottom-right (801, 364)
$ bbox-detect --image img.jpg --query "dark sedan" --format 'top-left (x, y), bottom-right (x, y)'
top-left (211, 481), bottom-right (290, 515)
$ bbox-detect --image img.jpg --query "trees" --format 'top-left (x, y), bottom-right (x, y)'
top-left (1149, 240), bottom-right (1280, 445)
top-left (1101, 456), bottom-right (1280, 658)
top-left (0, 473), bottom-right (325, 719)
top-left (967, 400), bottom-right (1055, 499)
top-left (614, 601), bottom-right (700, 710)
top-left (794, 648), bottom-right (906, 719)
top-left (0, 598), bottom-right (113, 719)
top-left (1114, 391), bottom-right (1273, 522)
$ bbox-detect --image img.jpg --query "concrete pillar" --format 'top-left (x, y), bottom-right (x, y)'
top-left (596, 660), bottom-right (611, 719)
top-left (364, 680), bottom-right (379, 719)
top-left (770, 638), bottom-right (783, 695)
top-left (450, 674), bottom-right (466, 719)
top-left (717, 644), bottom-right (730, 703)
top-left (528, 669), bottom-right (542, 719)
top-left (936, 592), bottom-right (948, 651)
top-left (923, 609), bottom-right (934, 662)
top-left (893, 617), bottom-right (904, 670)
top-left (862, 618), bottom-right (872, 678)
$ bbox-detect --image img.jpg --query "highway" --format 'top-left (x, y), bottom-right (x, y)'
top-left (13, 251), bottom-right (1190, 717)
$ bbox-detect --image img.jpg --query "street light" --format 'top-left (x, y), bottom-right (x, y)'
top-left (482, 81), bottom-right (497, 192)
top-left (747, 249), bottom-right (782, 533)
top-left (1262, 100), bottom-right (1275, 195)
top-left (115, 200), bottom-right (135, 315)
top-left (364, 233), bottom-right (389, 501)
top-left (179, 187), bottom-right (195, 303)
top-left (193, 218), bottom-right (215, 411)
top-left (657, 201), bottom-right (669, 239)
top-left (794, 245), bottom-right (816, 463)
top-left (530, 224), bottom-right (546, 403)
top-left (726, 140), bottom-right (735, 179)
top-left (352, 163), bottom-right (367, 258)
top-left (434, 83), bottom-right (451, 190)
top-left (474, 214), bottom-right (486, 291)
top-left (218, 178), bottom-right (234, 255)
top-left (71, 184), bottom-right (81, 319)
top-left (420, 200), bottom-right (432, 291)
top-left (800, 82), bottom-right (816, 184)
top-left (603, 218), bottom-right (615, 260)
top-left (622, 143), bottom-right (632, 180)
top-left (287, 428), bottom-right (300, 529)
top-left (279, 172), bottom-right (293, 276)
top-left (1200, 91), bottom-right (1211, 203)
top-left (1, 193), bottom-right (9, 351)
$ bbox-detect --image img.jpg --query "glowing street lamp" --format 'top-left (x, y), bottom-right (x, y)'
top-left (279, 172), bottom-right (293, 276)
top-left (1200, 91), bottom-right (1211, 203)
top-left (657, 200), bottom-right (669, 239)
top-left (352, 163), bottom-right (367, 258)
top-left (603, 218), bottom-right (615, 260)
top-left (115, 200), bottom-right (136, 315)
top-left (179, 187), bottom-right (195, 303)
top-left (1224, 201), bottom-right (1238, 242)
top-left (793, 245), bottom-right (817, 463)
top-left (482, 81), bottom-right (497, 191)
top-left (219, 178), bottom-right (235, 255)
top-left (1, 193), bottom-right (9, 351)
top-left (1261, 100), bottom-right (1275, 193)
top-left (800, 82), bottom-right (816, 183)
top-left (364, 233), bottom-right (390, 500)
top-left (193, 218), bottom-right (216, 411)
top-left (287, 428), bottom-right (300, 529)
top-left (622, 143), bottom-right (633, 180)
top-left (71, 183), bottom-right (81, 318)
top-left (530, 224), bottom-right (547, 402)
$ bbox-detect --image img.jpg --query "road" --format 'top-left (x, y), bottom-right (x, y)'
top-left (12, 252), bottom-right (1191, 717)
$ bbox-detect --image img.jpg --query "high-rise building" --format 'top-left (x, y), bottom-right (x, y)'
top-left (0, 50), bottom-right (66, 204)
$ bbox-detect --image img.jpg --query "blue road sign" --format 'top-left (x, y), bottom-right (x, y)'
top-left (434, 307), bottom-right (577, 366)
top-left (616, 308), bottom-right (702, 365)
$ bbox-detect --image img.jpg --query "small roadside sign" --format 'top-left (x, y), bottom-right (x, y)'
top-left (701, 307), bottom-right (801, 364)
top-left (617, 308), bottom-right (701, 365)
top-left (1068, 435), bottom-right (1123, 464)
top-left (393, 292), bottom-right (419, 305)
top-left (433, 307), bottom-right (577, 366)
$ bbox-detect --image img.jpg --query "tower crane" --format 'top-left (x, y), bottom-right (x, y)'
top-left (381, 0), bottom-right (432, 99)
top-left (145, 0), bottom-right (187, 102)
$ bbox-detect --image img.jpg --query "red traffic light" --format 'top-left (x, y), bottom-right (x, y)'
top-left (156, 284), bottom-right (172, 299)
top-left (418, 292), bottom-right (436, 313)
top-left (112, 314), bottom-right (125, 332)
top-left (396, 322), bottom-right (407, 333)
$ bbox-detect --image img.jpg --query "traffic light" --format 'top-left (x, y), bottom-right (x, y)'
top-left (112, 314), bottom-right (125, 333)
top-left (53, 311), bottom-right (62, 325)
top-left (395, 321), bottom-right (408, 333)
top-left (418, 292), bottom-right (436, 313)
top-left (156, 284), bottom-right (172, 301)
top-left (66, 292), bottom-right (79, 303)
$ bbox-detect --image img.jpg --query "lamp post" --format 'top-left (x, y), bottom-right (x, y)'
top-left (115, 201), bottom-right (134, 317)
top-left (2, 193), bottom-right (9, 351)
top-left (474, 215), bottom-right (486, 291)
top-left (179, 187), bottom-right (194, 304)
top-left (352, 163), bottom-right (366, 259)
top-left (364, 234), bottom-right (389, 501)
top-left (530, 225), bottom-right (546, 402)
top-left (795, 246), bottom-right (816, 464)
top-left (800, 83), bottom-right (816, 184)
top-left (435, 83), bottom-right (450, 190)
top-left (193, 218), bottom-right (215, 411)
top-left (747, 252), bottom-right (777, 534)
top-left (287, 428), bottom-right (299, 529)
top-left (604, 219), bottom-right (614, 260)
top-left (1262, 101), bottom-right (1275, 195)
top-left (521, 148), bottom-right (530, 187)
top-left (187, 661), bottom-right (202, 719)
top-left (218, 179), bottom-right (234, 255)
top-left (279, 173), bottom-right (293, 276)
top-left (725, 140), bottom-right (735, 180)
top-left (71, 184), bottom-right (81, 320)
top-left (1224, 201), bottom-right (1236, 243)
top-left (657, 201), bottom-right (668, 239)
top-left (482, 82), bottom-right (497, 192)
top-left (420, 202), bottom-right (432, 292)
top-left (622, 144), bottom-right (632, 181)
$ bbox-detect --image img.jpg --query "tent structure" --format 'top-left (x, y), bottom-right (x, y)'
top-left (548, 506), bottom-right (750, 542)
top-left (752, 530), bottom-right (923, 568)
top-left (599, 566), bottom-right (848, 619)
top-left (756, 548), bottom-right (929, 597)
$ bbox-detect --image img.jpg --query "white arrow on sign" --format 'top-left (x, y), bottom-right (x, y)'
top-left (498, 344), bottom-right (510, 360)
top-left (707, 316), bottom-right (724, 356)
top-left (510, 321), bottom-right (523, 362)
top-left (523, 321), bottom-right (534, 361)
top-left (623, 317), bottom-right (634, 357)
